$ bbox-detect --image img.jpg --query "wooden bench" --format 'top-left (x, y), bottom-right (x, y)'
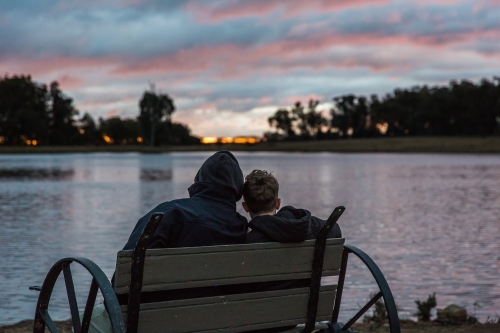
top-left (32, 206), bottom-right (400, 333)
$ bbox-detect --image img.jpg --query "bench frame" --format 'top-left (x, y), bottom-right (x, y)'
top-left (32, 207), bottom-right (400, 333)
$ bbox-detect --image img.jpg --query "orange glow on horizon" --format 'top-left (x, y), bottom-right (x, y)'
top-left (103, 134), bottom-right (113, 144)
top-left (201, 137), bottom-right (218, 144)
top-left (201, 136), bottom-right (260, 144)
top-left (234, 137), bottom-right (258, 144)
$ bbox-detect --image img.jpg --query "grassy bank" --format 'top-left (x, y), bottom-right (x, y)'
top-left (1, 137), bottom-right (500, 154)
top-left (2, 320), bottom-right (500, 333)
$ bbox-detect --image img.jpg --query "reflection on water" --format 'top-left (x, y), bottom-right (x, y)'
top-left (0, 152), bottom-right (499, 325)
top-left (140, 168), bottom-right (172, 181)
top-left (0, 168), bottom-right (74, 180)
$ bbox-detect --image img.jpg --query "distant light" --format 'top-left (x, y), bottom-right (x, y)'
top-left (32, 140), bottom-right (38, 146)
top-left (79, 129), bottom-right (85, 134)
top-left (26, 140), bottom-right (32, 145)
top-left (0, 136), bottom-right (4, 144)
top-left (103, 134), bottom-right (113, 144)
top-left (201, 137), bottom-right (218, 144)
top-left (376, 122), bottom-right (389, 135)
top-left (233, 137), bottom-right (259, 144)
top-left (201, 137), bottom-right (260, 144)
top-left (137, 137), bottom-right (143, 143)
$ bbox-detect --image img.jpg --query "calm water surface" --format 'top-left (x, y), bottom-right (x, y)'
top-left (0, 152), bottom-right (499, 325)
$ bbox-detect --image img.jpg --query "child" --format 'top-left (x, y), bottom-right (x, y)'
top-left (242, 170), bottom-right (342, 243)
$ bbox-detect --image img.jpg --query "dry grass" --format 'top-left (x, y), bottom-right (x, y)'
top-left (353, 321), bottom-right (500, 333)
top-left (1, 137), bottom-right (500, 154)
top-left (0, 320), bottom-right (72, 333)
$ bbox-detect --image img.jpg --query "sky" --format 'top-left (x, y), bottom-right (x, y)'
top-left (1, 0), bottom-right (499, 137)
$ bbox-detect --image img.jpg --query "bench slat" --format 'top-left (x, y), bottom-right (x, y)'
top-left (114, 239), bottom-right (344, 294)
top-left (122, 286), bottom-right (336, 333)
top-left (117, 238), bottom-right (344, 258)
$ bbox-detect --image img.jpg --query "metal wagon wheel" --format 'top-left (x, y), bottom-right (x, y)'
top-left (330, 245), bottom-right (401, 333)
top-left (32, 257), bottom-right (125, 333)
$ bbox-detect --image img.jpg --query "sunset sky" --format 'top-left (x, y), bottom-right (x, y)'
top-left (1, 0), bottom-right (499, 137)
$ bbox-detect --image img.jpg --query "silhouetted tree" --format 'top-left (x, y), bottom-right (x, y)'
top-left (305, 99), bottom-right (327, 138)
top-left (99, 117), bottom-right (140, 144)
top-left (328, 77), bottom-right (500, 138)
top-left (0, 75), bottom-right (50, 145)
top-left (138, 84), bottom-right (175, 146)
top-left (291, 102), bottom-right (308, 137)
top-left (331, 94), bottom-right (356, 137)
top-left (156, 122), bottom-right (200, 145)
top-left (47, 81), bottom-right (79, 145)
top-left (73, 113), bottom-right (104, 145)
top-left (268, 100), bottom-right (327, 140)
top-left (268, 109), bottom-right (296, 138)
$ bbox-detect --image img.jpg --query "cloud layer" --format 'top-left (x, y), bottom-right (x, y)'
top-left (1, 0), bottom-right (499, 136)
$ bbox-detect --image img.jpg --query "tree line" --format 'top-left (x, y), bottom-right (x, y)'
top-left (0, 75), bottom-right (199, 146)
top-left (2, 74), bottom-right (500, 146)
top-left (266, 77), bottom-right (500, 140)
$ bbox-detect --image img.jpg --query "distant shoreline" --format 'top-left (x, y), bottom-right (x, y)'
top-left (1, 137), bottom-right (500, 154)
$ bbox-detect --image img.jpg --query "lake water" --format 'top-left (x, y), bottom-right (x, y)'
top-left (0, 152), bottom-right (499, 325)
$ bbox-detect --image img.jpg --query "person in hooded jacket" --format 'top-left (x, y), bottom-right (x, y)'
top-left (242, 170), bottom-right (341, 244)
top-left (123, 150), bottom-right (248, 250)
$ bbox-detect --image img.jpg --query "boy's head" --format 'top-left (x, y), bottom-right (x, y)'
top-left (242, 169), bottom-right (280, 218)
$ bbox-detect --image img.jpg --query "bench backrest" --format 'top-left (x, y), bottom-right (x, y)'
top-left (114, 239), bottom-right (344, 333)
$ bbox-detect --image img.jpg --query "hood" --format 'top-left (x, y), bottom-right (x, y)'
top-left (248, 206), bottom-right (311, 242)
top-left (188, 151), bottom-right (244, 201)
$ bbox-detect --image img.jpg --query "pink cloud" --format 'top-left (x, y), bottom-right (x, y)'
top-left (104, 109), bottom-right (122, 118)
top-left (2, 26), bottom-right (498, 89)
top-left (259, 96), bottom-right (272, 104)
top-left (415, 0), bottom-right (464, 4)
top-left (196, 103), bottom-right (217, 111)
top-left (109, 46), bottom-right (225, 76)
top-left (79, 97), bottom-right (137, 109)
top-left (473, 0), bottom-right (500, 12)
top-left (105, 28), bottom-right (500, 80)
top-left (56, 75), bottom-right (84, 89)
top-left (188, 0), bottom-right (390, 22)
top-left (0, 56), bottom-right (116, 78)
top-left (386, 12), bottom-right (403, 24)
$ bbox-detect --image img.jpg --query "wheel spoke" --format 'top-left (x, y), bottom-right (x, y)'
top-left (39, 309), bottom-right (60, 333)
top-left (63, 263), bottom-right (82, 333)
top-left (81, 278), bottom-right (99, 333)
top-left (343, 291), bottom-right (383, 330)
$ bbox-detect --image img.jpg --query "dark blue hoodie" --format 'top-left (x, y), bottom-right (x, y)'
top-left (123, 151), bottom-right (248, 250)
top-left (246, 206), bottom-right (342, 244)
